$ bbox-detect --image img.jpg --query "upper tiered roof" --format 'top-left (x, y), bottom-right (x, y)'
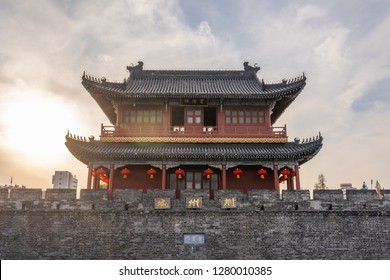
top-left (82, 62), bottom-right (306, 125)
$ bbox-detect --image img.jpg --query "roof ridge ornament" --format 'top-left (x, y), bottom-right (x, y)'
top-left (126, 61), bottom-right (144, 77)
top-left (243, 62), bottom-right (260, 74)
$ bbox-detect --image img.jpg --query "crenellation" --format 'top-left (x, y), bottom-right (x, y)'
top-left (382, 190), bottom-right (390, 201)
top-left (1, 189), bottom-right (390, 211)
top-left (45, 189), bottom-right (77, 201)
top-left (112, 189), bottom-right (143, 204)
top-left (80, 189), bottom-right (108, 201)
top-left (0, 189), bottom-right (9, 200)
top-left (282, 190), bottom-right (310, 202)
top-left (247, 189), bottom-right (279, 203)
top-left (142, 189), bottom-right (175, 210)
top-left (179, 189), bottom-right (216, 210)
top-left (10, 189), bottom-right (42, 201)
top-left (346, 189), bottom-right (378, 203)
top-left (313, 190), bottom-right (343, 202)
top-left (215, 190), bottom-right (247, 209)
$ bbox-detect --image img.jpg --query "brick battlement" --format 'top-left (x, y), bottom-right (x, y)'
top-left (1, 188), bottom-right (389, 211)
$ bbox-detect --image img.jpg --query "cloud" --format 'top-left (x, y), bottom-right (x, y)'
top-left (236, 1), bottom-right (390, 188)
top-left (295, 4), bottom-right (327, 22)
top-left (0, 0), bottom-right (240, 187)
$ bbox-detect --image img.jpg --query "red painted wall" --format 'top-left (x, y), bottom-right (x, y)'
top-left (226, 165), bottom-right (275, 191)
top-left (110, 164), bottom-right (275, 191)
top-left (113, 165), bottom-right (162, 191)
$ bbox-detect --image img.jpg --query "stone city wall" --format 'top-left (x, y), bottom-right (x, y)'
top-left (0, 189), bottom-right (390, 259)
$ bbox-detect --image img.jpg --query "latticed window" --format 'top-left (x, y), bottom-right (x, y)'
top-left (122, 108), bottom-right (163, 124)
top-left (186, 109), bottom-right (202, 124)
top-left (225, 108), bottom-right (265, 125)
top-left (123, 110), bottom-right (130, 123)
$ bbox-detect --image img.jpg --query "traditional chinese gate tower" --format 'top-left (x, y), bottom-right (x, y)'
top-left (65, 61), bottom-right (322, 199)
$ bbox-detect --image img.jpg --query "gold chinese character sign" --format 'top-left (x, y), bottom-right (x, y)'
top-left (154, 198), bottom-right (171, 209)
top-left (186, 197), bottom-right (203, 209)
top-left (221, 197), bottom-right (237, 209)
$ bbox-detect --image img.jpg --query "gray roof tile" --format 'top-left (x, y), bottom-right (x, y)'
top-left (65, 135), bottom-right (323, 166)
top-left (81, 63), bottom-right (306, 125)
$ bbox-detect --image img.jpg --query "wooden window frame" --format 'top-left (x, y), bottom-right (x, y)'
top-left (225, 108), bottom-right (265, 125)
top-left (122, 107), bottom-right (163, 124)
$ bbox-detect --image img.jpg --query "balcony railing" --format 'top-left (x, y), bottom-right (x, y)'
top-left (100, 124), bottom-right (287, 138)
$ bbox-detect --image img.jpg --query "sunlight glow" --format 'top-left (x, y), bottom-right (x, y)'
top-left (1, 89), bottom-right (79, 165)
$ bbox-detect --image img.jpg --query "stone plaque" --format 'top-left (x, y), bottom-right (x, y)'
top-left (186, 197), bottom-right (202, 209)
top-left (154, 198), bottom-right (171, 209)
top-left (221, 196), bottom-right (237, 209)
top-left (183, 233), bottom-right (206, 245)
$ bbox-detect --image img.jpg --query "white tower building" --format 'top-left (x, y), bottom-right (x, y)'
top-left (52, 171), bottom-right (78, 189)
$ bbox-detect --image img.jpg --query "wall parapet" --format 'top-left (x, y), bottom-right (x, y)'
top-left (0, 188), bottom-right (389, 211)
top-left (46, 189), bottom-right (77, 201)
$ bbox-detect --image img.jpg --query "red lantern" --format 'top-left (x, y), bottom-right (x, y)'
top-left (290, 171), bottom-right (296, 177)
top-left (92, 171), bottom-right (96, 177)
top-left (147, 168), bottom-right (157, 179)
top-left (95, 167), bottom-right (106, 176)
top-left (257, 168), bottom-right (267, 179)
top-left (233, 168), bottom-right (243, 179)
top-left (120, 167), bottom-right (131, 179)
top-left (100, 175), bottom-right (109, 183)
top-left (281, 168), bottom-right (291, 179)
top-left (203, 168), bottom-right (214, 179)
top-left (175, 168), bottom-right (185, 180)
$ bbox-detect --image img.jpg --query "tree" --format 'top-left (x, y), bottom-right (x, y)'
top-left (314, 173), bottom-right (327, 190)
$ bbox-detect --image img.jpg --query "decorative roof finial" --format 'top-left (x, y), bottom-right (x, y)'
top-left (126, 61), bottom-right (144, 78)
top-left (126, 61), bottom-right (144, 73)
top-left (243, 61), bottom-right (260, 73)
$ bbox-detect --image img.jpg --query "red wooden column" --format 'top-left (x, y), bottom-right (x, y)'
top-left (273, 164), bottom-right (280, 193)
top-left (92, 173), bottom-right (97, 189)
top-left (164, 102), bottom-right (169, 133)
top-left (286, 175), bottom-right (291, 190)
top-left (94, 171), bottom-right (99, 189)
top-left (87, 163), bottom-right (93, 189)
top-left (116, 105), bottom-right (122, 126)
top-left (218, 104), bottom-right (224, 134)
top-left (108, 164), bottom-right (115, 200)
top-left (222, 164), bottom-right (227, 190)
top-left (290, 175), bottom-right (295, 190)
top-left (294, 165), bottom-right (301, 190)
top-left (161, 164), bottom-right (166, 190)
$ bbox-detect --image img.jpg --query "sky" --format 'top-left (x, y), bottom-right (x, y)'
top-left (0, 0), bottom-right (389, 191)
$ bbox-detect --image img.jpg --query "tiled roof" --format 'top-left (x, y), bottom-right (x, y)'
top-left (81, 62), bottom-right (306, 125)
top-left (65, 134), bottom-right (322, 165)
top-left (82, 68), bottom-right (306, 99)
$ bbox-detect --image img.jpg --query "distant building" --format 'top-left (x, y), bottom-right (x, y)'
top-left (52, 171), bottom-right (78, 189)
top-left (340, 183), bottom-right (354, 199)
top-left (340, 183), bottom-right (353, 190)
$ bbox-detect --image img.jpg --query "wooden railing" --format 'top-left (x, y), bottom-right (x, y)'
top-left (100, 124), bottom-right (287, 138)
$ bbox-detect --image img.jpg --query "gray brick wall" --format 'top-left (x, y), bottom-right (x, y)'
top-left (1, 188), bottom-right (390, 259)
top-left (10, 189), bottom-right (42, 200)
top-left (0, 189), bottom-right (8, 200)
top-left (45, 189), bottom-right (77, 201)
top-left (313, 190), bottom-right (343, 202)
top-left (0, 209), bottom-right (389, 259)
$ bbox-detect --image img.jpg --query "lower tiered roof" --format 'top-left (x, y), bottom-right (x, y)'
top-left (65, 133), bottom-right (322, 165)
